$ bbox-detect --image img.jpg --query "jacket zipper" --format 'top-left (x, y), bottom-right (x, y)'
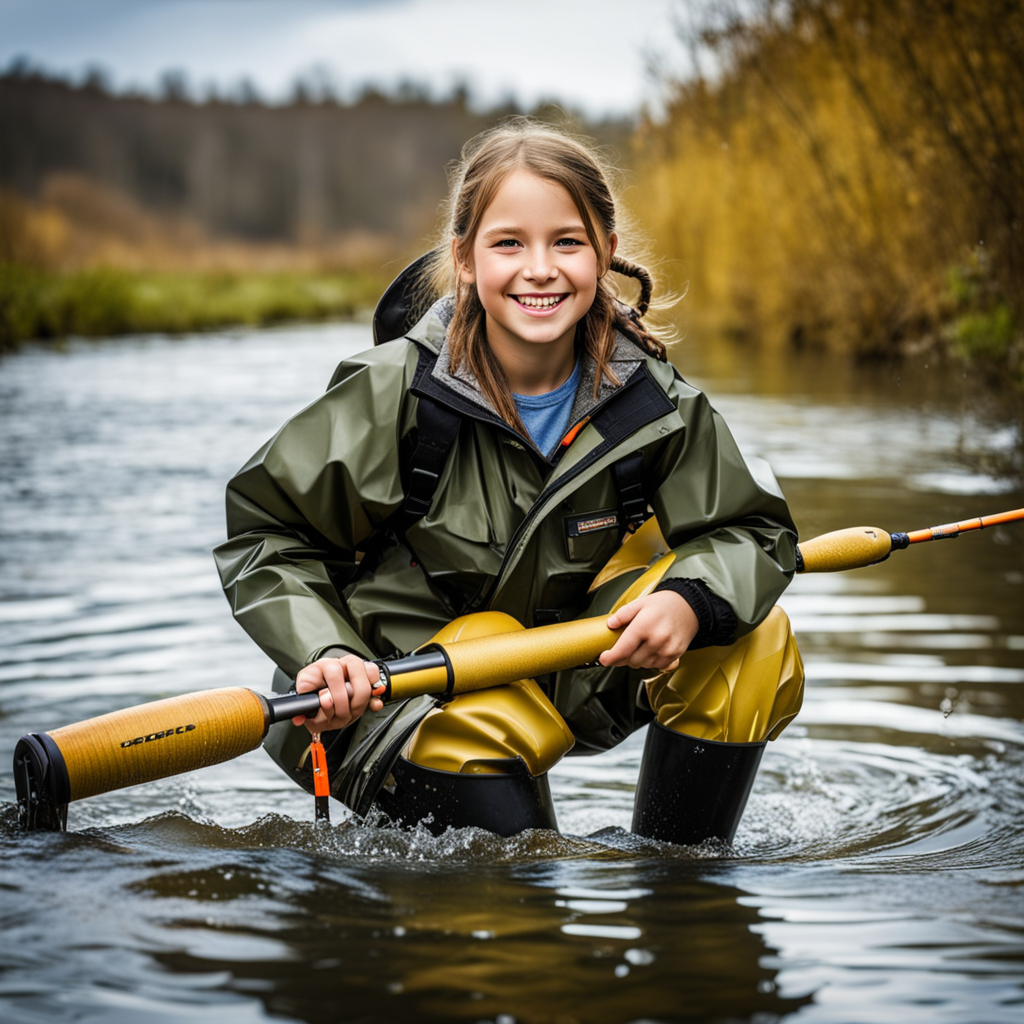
top-left (475, 377), bottom-right (659, 609)
top-left (412, 356), bottom-right (668, 612)
top-left (480, 433), bottom-right (630, 609)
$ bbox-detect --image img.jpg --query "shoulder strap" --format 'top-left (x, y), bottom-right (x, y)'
top-left (611, 451), bottom-right (650, 533)
top-left (395, 396), bottom-right (463, 532)
top-left (352, 394), bottom-right (462, 582)
top-left (358, 381), bottom-right (649, 585)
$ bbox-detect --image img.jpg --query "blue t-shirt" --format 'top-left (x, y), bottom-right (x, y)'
top-left (513, 360), bottom-right (581, 457)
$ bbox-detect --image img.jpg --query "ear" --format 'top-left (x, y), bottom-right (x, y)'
top-left (602, 233), bottom-right (618, 276)
top-left (453, 238), bottom-right (475, 284)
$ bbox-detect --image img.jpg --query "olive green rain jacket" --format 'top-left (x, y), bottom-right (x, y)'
top-left (214, 286), bottom-right (798, 815)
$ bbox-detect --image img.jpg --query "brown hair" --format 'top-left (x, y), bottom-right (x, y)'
top-left (426, 120), bottom-right (667, 433)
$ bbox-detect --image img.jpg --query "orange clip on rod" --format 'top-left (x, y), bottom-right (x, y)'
top-left (309, 733), bottom-right (330, 823)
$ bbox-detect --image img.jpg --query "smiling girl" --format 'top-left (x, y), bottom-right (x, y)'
top-left (215, 121), bottom-right (803, 844)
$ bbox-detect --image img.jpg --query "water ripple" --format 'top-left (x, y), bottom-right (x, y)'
top-left (2, 328), bottom-right (1022, 1024)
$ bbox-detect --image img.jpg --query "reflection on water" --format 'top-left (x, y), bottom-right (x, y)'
top-left (0, 807), bottom-right (812, 1024)
top-left (1, 325), bottom-right (1022, 1023)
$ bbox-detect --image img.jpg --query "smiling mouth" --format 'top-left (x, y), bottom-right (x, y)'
top-left (512, 294), bottom-right (567, 309)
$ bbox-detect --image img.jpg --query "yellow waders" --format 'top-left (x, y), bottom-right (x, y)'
top-left (388, 519), bottom-right (804, 843)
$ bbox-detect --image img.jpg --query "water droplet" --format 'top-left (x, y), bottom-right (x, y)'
top-left (624, 948), bottom-right (655, 965)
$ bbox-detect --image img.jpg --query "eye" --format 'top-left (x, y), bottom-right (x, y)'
top-left (493, 238), bottom-right (521, 249)
top-left (555, 238), bottom-right (585, 247)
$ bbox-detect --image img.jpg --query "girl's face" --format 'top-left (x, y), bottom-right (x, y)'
top-left (457, 170), bottom-right (615, 369)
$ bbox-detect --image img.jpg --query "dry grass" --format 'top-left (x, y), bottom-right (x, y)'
top-left (0, 179), bottom-right (395, 349)
top-left (631, 0), bottom-right (1023, 386)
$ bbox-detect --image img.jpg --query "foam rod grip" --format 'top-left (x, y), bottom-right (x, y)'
top-left (437, 555), bottom-right (678, 691)
top-left (48, 687), bottom-right (268, 801)
top-left (445, 615), bottom-right (619, 693)
top-left (796, 527), bottom-right (893, 573)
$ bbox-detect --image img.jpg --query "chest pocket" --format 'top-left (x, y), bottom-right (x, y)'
top-left (561, 452), bottom-right (652, 564)
top-left (563, 508), bottom-right (623, 563)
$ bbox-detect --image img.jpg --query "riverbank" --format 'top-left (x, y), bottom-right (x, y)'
top-left (0, 263), bottom-right (387, 350)
top-left (4, 262), bottom-right (1020, 403)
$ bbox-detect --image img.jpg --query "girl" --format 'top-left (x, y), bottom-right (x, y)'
top-left (215, 121), bottom-right (802, 843)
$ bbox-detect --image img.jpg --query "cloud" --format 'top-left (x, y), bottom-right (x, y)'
top-left (0, 0), bottom-right (687, 116)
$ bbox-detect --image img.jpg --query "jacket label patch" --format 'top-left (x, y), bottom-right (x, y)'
top-left (566, 511), bottom-right (621, 537)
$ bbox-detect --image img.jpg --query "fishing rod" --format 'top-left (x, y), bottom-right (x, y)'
top-left (13, 508), bottom-right (1023, 831)
top-left (13, 558), bottom-right (664, 832)
top-left (795, 507), bottom-right (1024, 573)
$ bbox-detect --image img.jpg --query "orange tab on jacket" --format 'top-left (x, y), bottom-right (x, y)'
top-left (560, 416), bottom-right (590, 448)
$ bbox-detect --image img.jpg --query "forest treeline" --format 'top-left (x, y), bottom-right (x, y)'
top-left (0, 67), bottom-right (628, 346)
top-left (632, 0), bottom-right (1022, 381)
top-left (0, 68), bottom-right (628, 267)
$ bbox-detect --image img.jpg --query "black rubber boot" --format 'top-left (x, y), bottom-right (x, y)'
top-left (631, 721), bottom-right (765, 846)
top-left (374, 756), bottom-right (559, 837)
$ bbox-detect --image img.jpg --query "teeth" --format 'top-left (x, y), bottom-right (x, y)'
top-left (517, 295), bottom-right (562, 308)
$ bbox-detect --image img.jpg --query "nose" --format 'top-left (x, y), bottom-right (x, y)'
top-left (523, 245), bottom-right (557, 283)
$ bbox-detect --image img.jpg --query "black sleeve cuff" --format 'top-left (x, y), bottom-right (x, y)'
top-left (653, 577), bottom-right (738, 649)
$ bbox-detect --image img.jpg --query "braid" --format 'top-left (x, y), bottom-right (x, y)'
top-left (610, 256), bottom-right (652, 316)
top-left (609, 256), bottom-right (667, 362)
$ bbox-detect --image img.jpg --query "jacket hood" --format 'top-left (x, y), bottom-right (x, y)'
top-left (372, 251), bottom-right (442, 349)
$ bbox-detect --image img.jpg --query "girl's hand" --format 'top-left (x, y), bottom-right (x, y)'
top-left (600, 590), bottom-right (699, 672)
top-left (293, 655), bottom-right (386, 733)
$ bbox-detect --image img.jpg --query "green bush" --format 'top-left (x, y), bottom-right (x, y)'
top-left (0, 265), bottom-right (384, 350)
top-left (951, 305), bottom-right (1016, 362)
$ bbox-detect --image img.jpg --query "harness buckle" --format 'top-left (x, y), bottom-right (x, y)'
top-left (404, 466), bottom-right (440, 517)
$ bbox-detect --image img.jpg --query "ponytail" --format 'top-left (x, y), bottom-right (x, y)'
top-left (607, 257), bottom-right (668, 364)
top-left (611, 256), bottom-right (652, 316)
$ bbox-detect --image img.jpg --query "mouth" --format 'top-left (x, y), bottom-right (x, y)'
top-left (511, 294), bottom-right (568, 310)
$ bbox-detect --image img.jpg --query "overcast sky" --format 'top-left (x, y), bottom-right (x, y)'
top-left (0, 0), bottom-right (692, 117)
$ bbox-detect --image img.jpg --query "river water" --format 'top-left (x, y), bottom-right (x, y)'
top-left (1, 323), bottom-right (1022, 1024)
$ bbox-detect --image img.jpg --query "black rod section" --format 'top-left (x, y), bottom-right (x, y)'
top-left (266, 691), bottom-right (325, 723)
top-left (380, 649), bottom-right (447, 678)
